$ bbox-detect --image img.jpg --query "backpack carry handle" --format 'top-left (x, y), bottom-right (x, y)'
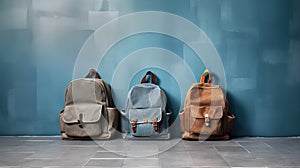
top-left (200, 69), bottom-right (212, 84)
top-left (85, 69), bottom-right (101, 79)
top-left (141, 71), bottom-right (157, 84)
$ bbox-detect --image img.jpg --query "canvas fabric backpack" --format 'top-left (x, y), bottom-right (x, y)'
top-left (122, 71), bottom-right (170, 139)
top-left (60, 69), bottom-right (119, 140)
top-left (180, 69), bottom-right (235, 140)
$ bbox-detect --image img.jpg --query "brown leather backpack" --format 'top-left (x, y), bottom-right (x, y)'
top-left (180, 69), bottom-right (235, 140)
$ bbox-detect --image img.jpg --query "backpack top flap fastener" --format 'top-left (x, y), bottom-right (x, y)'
top-left (189, 106), bottom-right (223, 127)
top-left (128, 107), bottom-right (162, 133)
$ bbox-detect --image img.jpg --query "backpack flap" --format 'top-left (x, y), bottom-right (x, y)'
top-left (188, 105), bottom-right (224, 135)
top-left (62, 104), bottom-right (102, 124)
top-left (190, 106), bottom-right (223, 120)
top-left (128, 107), bottom-right (162, 136)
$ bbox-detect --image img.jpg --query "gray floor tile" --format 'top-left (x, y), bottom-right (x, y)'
top-left (93, 151), bottom-right (126, 158)
top-left (237, 141), bottom-right (275, 153)
top-left (26, 146), bottom-right (97, 160)
top-left (85, 158), bottom-right (124, 167)
top-left (0, 152), bottom-right (32, 166)
top-left (215, 145), bottom-right (267, 167)
top-left (84, 166), bottom-right (122, 168)
top-left (160, 158), bottom-right (194, 167)
top-left (189, 150), bottom-right (229, 167)
top-left (19, 158), bottom-right (89, 167)
top-left (56, 140), bottom-right (101, 147)
top-left (215, 145), bottom-right (251, 154)
top-left (0, 137), bottom-right (300, 167)
top-left (159, 151), bottom-right (191, 159)
top-left (159, 151), bottom-right (195, 167)
top-left (161, 141), bottom-right (186, 152)
top-left (222, 155), bottom-right (267, 167)
top-left (102, 140), bottom-right (160, 158)
top-left (122, 158), bottom-right (159, 167)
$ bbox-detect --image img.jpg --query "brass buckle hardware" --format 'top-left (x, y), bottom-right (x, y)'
top-left (143, 119), bottom-right (148, 123)
top-left (153, 117), bottom-right (158, 131)
top-left (131, 118), bottom-right (138, 133)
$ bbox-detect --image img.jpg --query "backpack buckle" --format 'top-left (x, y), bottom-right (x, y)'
top-left (143, 119), bottom-right (148, 123)
top-left (131, 118), bottom-right (138, 133)
top-left (153, 117), bottom-right (158, 131)
top-left (204, 114), bottom-right (210, 127)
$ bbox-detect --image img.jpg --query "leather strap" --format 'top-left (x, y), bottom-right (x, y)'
top-left (85, 69), bottom-right (101, 79)
top-left (131, 118), bottom-right (138, 133)
top-left (153, 117), bottom-right (158, 131)
top-left (78, 113), bottom-right (84, 128)
top-left (141, 71), bottom-right (157, 84)
top-left (86, 69), bottom-right (116, 108)
top-left (200, 69), bottom-right (212, 84)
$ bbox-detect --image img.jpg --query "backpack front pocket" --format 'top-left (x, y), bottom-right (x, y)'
top-left (188, 105), bottom-right (224, 136)
top-left (62, 104), bottom-right (103, 137)
top-left (128, 107), bottom-right (162, 137)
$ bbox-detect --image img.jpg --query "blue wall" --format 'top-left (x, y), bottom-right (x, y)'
top-left (0, 0), bottom-right (299, 137)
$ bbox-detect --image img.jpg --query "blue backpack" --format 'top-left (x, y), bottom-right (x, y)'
top-left (122, 71), bottom-right (170, 139)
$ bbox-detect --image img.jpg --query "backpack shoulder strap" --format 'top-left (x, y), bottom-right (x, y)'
top-left (102, 81), bottom-right (115, 107)
top-left (85, 69), bottom-right (115, 107)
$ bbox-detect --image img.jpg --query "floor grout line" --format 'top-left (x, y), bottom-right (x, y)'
top-left (236, 141), bottom-right (251, 154)
top-left (212, 145), bottom-right (232, 168)
top-left (20, 140), bottom-right (53, 142)
top-left (90, 157), bottom-right (158, 160)
top-left (24, 157), bottom-right (60, 160)
top-left (6, 151), bottom-right (35, 154)
top-left (81, 146), bottom-right (99, 168)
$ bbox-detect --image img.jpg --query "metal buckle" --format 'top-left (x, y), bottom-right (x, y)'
top-left (204, 114), bottom-right (210, 127)
top-left (131, 118), bottom-right (138, 133)
top-left (153, 117), bottom-right (158, 131)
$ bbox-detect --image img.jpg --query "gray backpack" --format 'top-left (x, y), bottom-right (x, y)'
top-left (122, 71), bottom-right (170, 139)
top-left (60, 69), bottom-right (119, 140)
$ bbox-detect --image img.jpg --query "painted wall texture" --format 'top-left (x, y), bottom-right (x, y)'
top-left (0, 0), bottom-right (299, 137)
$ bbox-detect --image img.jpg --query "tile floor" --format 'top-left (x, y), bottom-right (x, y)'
top-left (0, 136), bottom-right (300, 167)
